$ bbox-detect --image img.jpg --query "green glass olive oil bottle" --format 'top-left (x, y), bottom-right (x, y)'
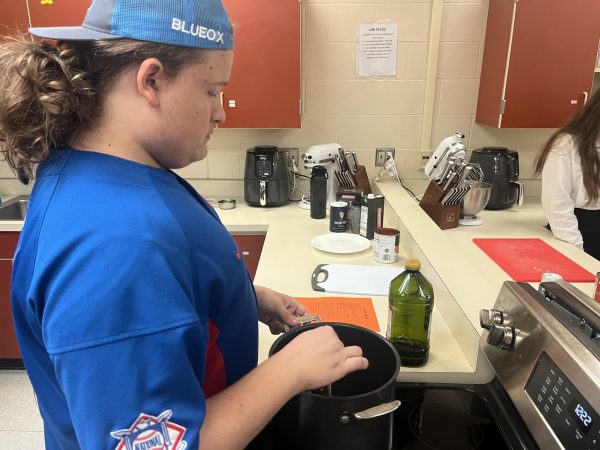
top-left (386, 258), bottom-right (434, 366)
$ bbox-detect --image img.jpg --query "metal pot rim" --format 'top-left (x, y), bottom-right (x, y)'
top-left (269, 321), bottom-right (401, 400)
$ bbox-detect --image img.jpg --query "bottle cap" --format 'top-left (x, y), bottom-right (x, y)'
top-left (312, 165), bottom-right (327, 176)
top-left (541, 272), bottom-right (562, 282)
top-left (405, 258), bottom-right (421, 271)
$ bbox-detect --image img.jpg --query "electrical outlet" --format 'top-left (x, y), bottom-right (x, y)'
top-left (417, 151), bottom-right (432, 170)
top-left (375, 148), bottom-right (395, 167)
top-left (281, 148), bottom-right (299, 169)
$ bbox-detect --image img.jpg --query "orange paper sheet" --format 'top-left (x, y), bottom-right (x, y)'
top-left (295, 297), bottom-right (380, 332)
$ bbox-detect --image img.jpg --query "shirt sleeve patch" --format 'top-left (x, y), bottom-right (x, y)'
top-left (111, 409), bottom-right (188, 450)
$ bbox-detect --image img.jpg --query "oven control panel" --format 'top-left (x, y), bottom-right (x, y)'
top-left (526, 352), bottom-right (600, 449)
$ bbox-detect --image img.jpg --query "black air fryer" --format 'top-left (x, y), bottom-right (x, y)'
top-left (469, 147), bottom-right (524, 210)
top-left (244, 145), bottom-right (290, 207)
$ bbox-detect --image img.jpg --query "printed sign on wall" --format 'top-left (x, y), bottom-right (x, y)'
top-left (357, 23), bottom-right (398, 77)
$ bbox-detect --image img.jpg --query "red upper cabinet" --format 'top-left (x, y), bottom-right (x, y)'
top-left (476, 0), bottom-right (600, 128)
top-left (0, 0), bottom-right (30, 36)
top-left (27, 0), bottom-right (89, 28)
top-left (220, 0), bottom-right (301, 128)
top-left (1, 0), bottom-right (301, 129)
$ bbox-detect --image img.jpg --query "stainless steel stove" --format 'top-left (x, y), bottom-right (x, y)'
top-left (249, 280), bottom-right (600, 449)
top-left (480, 281), bottom-right (600, 450)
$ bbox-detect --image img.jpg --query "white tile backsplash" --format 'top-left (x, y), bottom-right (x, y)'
top-left (303, 43), bottom-right (340, 80)
top-left (376, 4), bottom-right (432, 42)
top-left (338, 116), bottom-right (404, 149)
top-left (406, 43), bottom-right (429, 80)
top-left (305, 5), bottom-right (376, 43)
top-left (441, 3), bottom-right (489, 42)
top-left (306, 79), bottom-right (425, 115)
top-left (437, 42), bottom-right (481, 78)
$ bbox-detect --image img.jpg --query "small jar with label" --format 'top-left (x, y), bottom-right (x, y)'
top-left (373, 228), bottom-right (400, 263)
top-left (329, 201), bottom-right (348, 232)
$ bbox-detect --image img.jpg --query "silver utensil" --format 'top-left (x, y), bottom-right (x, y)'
top-left (455, 164), bottom-right (472, 188)
top-left (351, 152), bottom-right (359, 172)
top-left (443, 170), bottom-right (458, 191)
top-left (345, 152), bottom-right (356, 174)
top-left (334, 154), bottom-right (343, 172)
top-left (437, 156), bottom-right (456, 185)
top-left (338, 148), bottom-right (349, 172)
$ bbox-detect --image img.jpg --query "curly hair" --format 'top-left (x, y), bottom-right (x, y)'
top-left (0, 36), bottom-right (205, 184)
top-left (534, 88), bottom-right (600, 204)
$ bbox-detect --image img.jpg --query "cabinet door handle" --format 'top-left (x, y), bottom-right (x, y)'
top-left (583, 91), bottom-right (589, 105)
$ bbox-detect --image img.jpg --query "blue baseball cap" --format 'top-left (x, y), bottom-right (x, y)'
top-left (29, 0), bottom-right (233, 50)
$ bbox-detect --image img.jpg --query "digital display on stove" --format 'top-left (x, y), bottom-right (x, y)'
top-left (569, 399), bottom-right (595, 434)
top-left (525, 352), bottom-right (600, 450)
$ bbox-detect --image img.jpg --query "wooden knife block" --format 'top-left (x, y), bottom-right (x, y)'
top-left (354, 165), bottom-right (372, 195)
top-left (419, 181), bottom-right (459, 229)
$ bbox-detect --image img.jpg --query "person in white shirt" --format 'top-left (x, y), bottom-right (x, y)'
top-left (534, 88), bottom-right (600, 260)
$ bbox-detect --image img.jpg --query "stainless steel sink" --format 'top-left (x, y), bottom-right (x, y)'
top-left (0, 195), bottom-right (29, 220)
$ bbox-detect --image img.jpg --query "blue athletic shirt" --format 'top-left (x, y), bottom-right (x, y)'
top-left (11, 149), bottom-right (259, 449)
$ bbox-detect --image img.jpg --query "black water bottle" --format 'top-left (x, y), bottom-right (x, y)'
top-left (310, 165), bottom-right (327, 219)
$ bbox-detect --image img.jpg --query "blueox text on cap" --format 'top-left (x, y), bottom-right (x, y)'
top-left (29, 0), bottom-right (234, 50)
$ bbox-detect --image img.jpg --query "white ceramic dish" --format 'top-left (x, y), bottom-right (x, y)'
top-left (311, 233), bottom-right (371, 254)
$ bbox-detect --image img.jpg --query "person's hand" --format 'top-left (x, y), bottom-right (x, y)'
top-left (254, 285), bottom-right (307, 334)
top-left (276, 325), bottom-right (369, 392)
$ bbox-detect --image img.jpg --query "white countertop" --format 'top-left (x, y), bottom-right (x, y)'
top-left (213, 196), bottom-right (474, 381)
top-left (4, 187), bottom-right (597, 383)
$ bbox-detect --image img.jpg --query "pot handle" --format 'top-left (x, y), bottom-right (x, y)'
top-left (339, 400), bottom-right (401, 424)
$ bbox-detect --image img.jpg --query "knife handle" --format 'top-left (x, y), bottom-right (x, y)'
top-left (443, 171), bottom-right (456, 191)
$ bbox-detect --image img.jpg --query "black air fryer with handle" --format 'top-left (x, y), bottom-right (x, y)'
top-left (244, 145), bottom-right (289, 207)
top-left (469, 147), bottom-right (524, 210)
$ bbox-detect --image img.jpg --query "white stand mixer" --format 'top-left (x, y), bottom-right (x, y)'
top-left (301, 143), bottom-right (340, 209)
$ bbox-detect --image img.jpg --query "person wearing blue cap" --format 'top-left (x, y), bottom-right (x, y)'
top-left (0, 1), bottom-right (369, 449)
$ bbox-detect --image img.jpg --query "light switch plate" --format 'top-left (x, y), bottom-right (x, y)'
top-left (375, 148), bottom-right (395, 167)
top-left (279, 148), bottom-right (300, 169)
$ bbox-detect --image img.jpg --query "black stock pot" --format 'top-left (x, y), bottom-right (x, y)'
top-left (269, 322), bottom-right (401, 450)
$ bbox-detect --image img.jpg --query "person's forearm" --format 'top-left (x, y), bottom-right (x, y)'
top-left (199, 350), bottom-right (299, 450)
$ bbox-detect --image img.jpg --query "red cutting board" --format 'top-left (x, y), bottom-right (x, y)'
top-left (473, 238), bottom-right (596, 282)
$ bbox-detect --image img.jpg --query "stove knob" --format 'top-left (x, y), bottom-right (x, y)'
top-left (479, 309), bottom-right (504, 330)
top-left (487, 324), bottom-right (515, 350)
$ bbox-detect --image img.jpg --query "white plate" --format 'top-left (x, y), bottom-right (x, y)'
top-left (311, 233), bottom-right (371, 254)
